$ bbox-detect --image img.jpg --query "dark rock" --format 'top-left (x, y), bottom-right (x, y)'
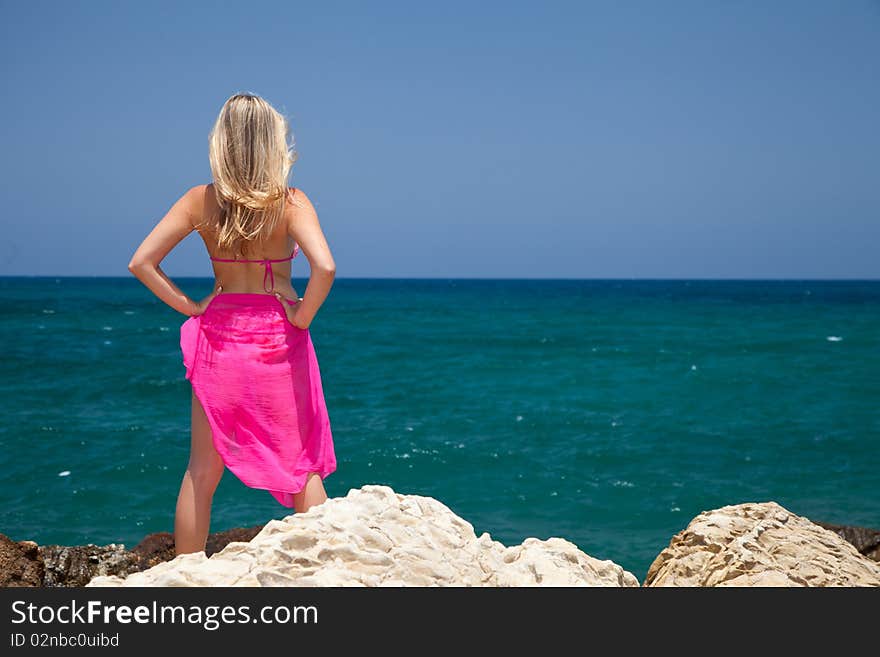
top-left (0, 534), bottom-right (44, 587)
top-left (130, 524), bottom-right (265, 569)
top-left (206, 525), bottom-right (265, 556)
top-left (40, 544), bottom-right (142, 588)
top-left (129, 532), bottom-right (175, 570)
top-left (1, 524), bottom-right (267, 587)
top-left (812, 521), bottom-right (880, 562)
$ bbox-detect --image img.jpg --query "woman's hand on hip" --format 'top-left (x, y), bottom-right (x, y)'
top-left (274, 291), bottom-right (309, 329)
top-left (191, 283), bottom-right (222, 316)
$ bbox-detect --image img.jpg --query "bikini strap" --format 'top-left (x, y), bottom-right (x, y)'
top-left (208, 244), bottom-right (299, 293)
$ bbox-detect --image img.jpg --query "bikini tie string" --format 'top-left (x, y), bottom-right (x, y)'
top-left (261, 260), bottom-right (274, 294)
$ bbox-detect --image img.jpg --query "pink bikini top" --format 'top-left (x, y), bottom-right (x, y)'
top-left (209, 244), bottom-right (300, 293)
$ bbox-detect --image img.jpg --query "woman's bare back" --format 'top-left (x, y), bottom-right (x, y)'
top-left (195, 183), bottom-right (301, 299)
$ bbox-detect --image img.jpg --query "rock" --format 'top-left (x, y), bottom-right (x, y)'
top-left (130, 525), bottom-right (265, 569)
top-left (0, 524), bottom-right (267, 587)
top-left (811, 521), bottom-right (880, 563)
top-left (40, 544), bottom-right (141, 587)
top-left (0, 534), bottom-right (44, 587)
top-left (127, 532), bottom-right (175, 569)
top-left (9, 488), bottom-right (876, 588)
top-left (87, 485), bottom-right (639, 587)
top-left (644, 501), bottom-right (880, 587)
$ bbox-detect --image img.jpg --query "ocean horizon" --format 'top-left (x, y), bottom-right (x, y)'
top-left (1, 275), bottom-right (878, 582)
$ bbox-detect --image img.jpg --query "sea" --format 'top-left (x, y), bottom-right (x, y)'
top-left (1, 276), bottom-right (877, 583)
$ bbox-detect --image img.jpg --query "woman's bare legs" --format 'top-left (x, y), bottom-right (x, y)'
top-left (293, 473), bottom-right (328, 513)
top-left (174, 389), bottom-right (225, 556)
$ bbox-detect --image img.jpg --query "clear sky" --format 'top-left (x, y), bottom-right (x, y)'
top-left (2, 1), bottom-right (878, 279)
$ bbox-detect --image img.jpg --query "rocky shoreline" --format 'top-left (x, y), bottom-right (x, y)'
top-left (1, 485), bottom-right (878, 587)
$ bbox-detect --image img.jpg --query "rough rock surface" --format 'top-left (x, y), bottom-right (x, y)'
top-left (0, 534), bottom-right (44, 587)
top-left (129, 525), bottom-right (265, 570)
top-left (812, 520), bottom-right (880, 563)
top-left (6, 488), bottom-right (879, 588)
top-left (40, 543), bottom-right (141, 587)
top-left (644, 501), bottom-right (880, 587)
top-left (0, 525), bottom-right (266, 587)
top-left (88, 485), bottom-right (639, 587)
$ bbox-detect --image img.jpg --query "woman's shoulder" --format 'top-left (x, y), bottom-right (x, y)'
top-left (192, 183), bottom-right (214, 207)
top-left (286, 186), bottom-right (318, 213)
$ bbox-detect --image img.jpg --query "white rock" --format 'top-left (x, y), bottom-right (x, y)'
top-left (87, 485), bottom-right (638, 587)
top-left (644, 501), bottom-right (880, 587)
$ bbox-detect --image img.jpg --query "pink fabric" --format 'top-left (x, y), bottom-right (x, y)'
top-left (180, 292), bottom-right (336, 506)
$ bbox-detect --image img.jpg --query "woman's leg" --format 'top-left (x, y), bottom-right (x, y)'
top-left (174, 389), bottom-right (225, 555)
top-left (292, 473), bottom-right (328, 514)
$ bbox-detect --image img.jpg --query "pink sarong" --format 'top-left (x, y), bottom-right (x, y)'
top-left (179, 292), bottom-right (336, 506)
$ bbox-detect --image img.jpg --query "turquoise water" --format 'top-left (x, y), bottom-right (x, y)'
top-left (1, 276), bottom-right (878, 582)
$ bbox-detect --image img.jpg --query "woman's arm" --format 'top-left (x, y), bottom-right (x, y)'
top-left (128, 185), bottom-right (203, 316)
top-left (285, 188), bottom-right (336, 328)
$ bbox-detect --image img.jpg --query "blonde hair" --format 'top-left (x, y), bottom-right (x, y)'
top-left (205, 92), bottom-right (298, 257)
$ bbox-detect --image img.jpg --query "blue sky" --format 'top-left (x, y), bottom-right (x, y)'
top-left (2, 1), bottom-right (878, 278)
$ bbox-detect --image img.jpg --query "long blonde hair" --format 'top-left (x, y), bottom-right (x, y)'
top-left (205, 92), bottom-right (298, 257)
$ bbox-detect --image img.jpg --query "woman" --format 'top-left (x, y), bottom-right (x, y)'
top-left (127, 93), bottom-right (337, 556)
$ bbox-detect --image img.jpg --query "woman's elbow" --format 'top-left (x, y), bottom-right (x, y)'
top-left (316, 261), bottom-right (336, 277)
top-left (128, 258), bottom-right (154, 276)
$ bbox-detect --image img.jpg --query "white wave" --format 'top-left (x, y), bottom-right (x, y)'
top-left (826, 336), bottom-right (842, 342)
